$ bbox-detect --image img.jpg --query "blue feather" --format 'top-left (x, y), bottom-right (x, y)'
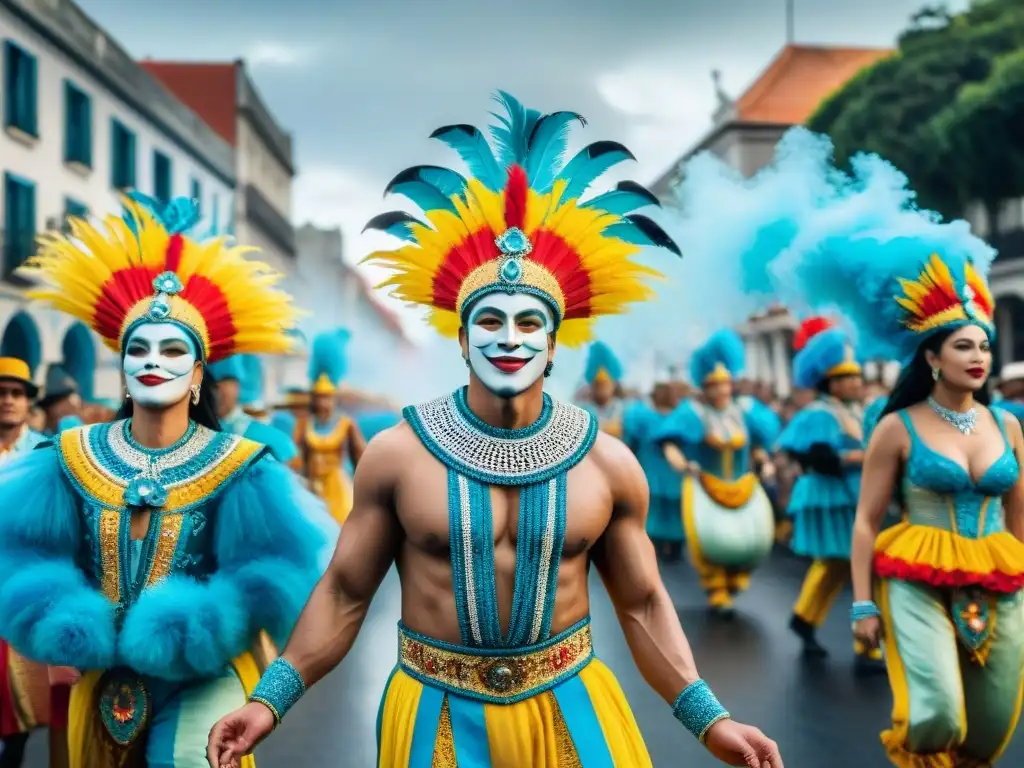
top-left (488, 91), bottom-right (534, 168)
top-left (602, 215), bottom-right (681, 256)
top-left (526, 111), bottom-right (587, 193)
top-left (429, 124), bottom-right (505, 191)
top-left (125, 193), bottom-right (201, 235)
top-left (390, 165), bottom-right (468, 200)
top-left (557, 141), bottom-right (636, 200)
top-left (308, 328), bottom-right (350, 385)
top-left (584, 341), bottom-right (624, 384)
top-left (362, 211), bottom-right (424, 242)
top-left (385, 169), bottom-right (458, 214)
top-left (582, 181), bottom-right (660, 215)
top-left (270, 410), bottom-right (297, 436)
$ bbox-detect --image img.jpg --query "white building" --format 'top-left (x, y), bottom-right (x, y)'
top-left (0, 0), bottom-right (235, 401)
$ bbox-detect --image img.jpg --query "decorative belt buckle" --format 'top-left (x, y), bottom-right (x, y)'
top-left (97, 667), bottom-right (150, 746)
top-left (479, 658), bottom-right (524, 696)
top-left (951, 588), bottom-right (993, 654)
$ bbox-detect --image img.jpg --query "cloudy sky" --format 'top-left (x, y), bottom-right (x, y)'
top-left (78, 0), bottom-right (967, 395)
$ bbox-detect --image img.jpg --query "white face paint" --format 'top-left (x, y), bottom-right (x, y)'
top-left (122, 323), bottom-right (198, 408)
top-left (466, 293), bottom-right (554, 398)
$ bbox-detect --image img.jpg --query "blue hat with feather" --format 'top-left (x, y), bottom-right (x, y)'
top-left (585, 341), bottom-right (624, 385)
top-left (689, 328), bottom-right (746, 386)
top-left (309, 328), bottom-right (351, 395)
top-left (792, 323), bottom-right (862, 390)
top-left (207, 356), bottom-right (245, 383)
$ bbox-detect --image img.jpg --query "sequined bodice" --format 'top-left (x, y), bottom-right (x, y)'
top-left (899, 409), bottom-right (1019, 539)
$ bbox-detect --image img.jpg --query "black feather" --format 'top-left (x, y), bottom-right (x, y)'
top-left (616, 181), bottom-right (661, 208)
top-left (626, 215), bottom-right (682, 257)
top-left (361, 211), bottom-right (423, 234)
top-left (584, 140), bottom-right (636, 161)
top-left (429, 123), bottom-right (480, 140)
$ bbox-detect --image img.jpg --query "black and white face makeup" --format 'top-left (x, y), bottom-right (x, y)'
top-left (122, 323), bottom-right (198, 408)
top-left (466, 293), bottom-right (554, 398)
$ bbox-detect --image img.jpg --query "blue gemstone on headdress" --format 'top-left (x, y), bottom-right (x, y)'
top-left (147, 297), bottom-right (171, 321)
top-left (499, 258), bottom-right (524, 284)
top-left (495, 227), bottom-right (532, 257)
top-left (152, 271), bottom-right (183, 296)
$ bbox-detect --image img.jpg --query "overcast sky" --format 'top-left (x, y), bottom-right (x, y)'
top-left (77, 0), bottom-right (968, 392)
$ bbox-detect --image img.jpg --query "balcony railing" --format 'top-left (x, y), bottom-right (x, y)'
top-left (243, 184), bottom-right (295, 257)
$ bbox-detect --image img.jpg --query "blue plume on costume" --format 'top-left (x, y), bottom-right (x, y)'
top-left (584, 341), bottom-right (624, 384)
top-left (488, 91), bottom-right (542, 169)
top-left (124, 193), bottom-right (202, 236)
top-left (792, 328), bottom-right (857, 390)
top-left (689, 329), bottom-right (746, 384)
top-left (362, 211), bottom-right (423, 242)
top-left (207, 356), bottom-right (245, 383)
top-left (526, 111), bottom-right (587, 192)
top-left (581, 181), bottom-right (659, 216)
top-left (429, 124), bottom-right (505, 191)
top-left (270, 410), bottom-right (297, 436)
top-left (238, 355), bottom-right (263, 406)
top-left (558, 141), bottom-right (636, 201)
top-left (308, 328), bottom-right (351, 385)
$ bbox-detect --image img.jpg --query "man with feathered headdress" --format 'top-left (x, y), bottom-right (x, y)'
top-left (580, 341), bottom-right (627, 437)
top-left (210, 93), bottom-right (782, 767)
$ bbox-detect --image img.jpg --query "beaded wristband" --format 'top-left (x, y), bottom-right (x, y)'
top-left (672, 679), bottom-right (730, 743)
top-left (850, 600), bottom-right (881, 623)
top-left (248, 658), bottom-right (307, 725)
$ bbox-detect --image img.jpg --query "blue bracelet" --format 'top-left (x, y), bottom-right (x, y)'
top-left (248, 658), bottom-right (307, 724)
top-left (850, 600), bottom-right (881, 623)
top-left (672, 679), bottom-right (730, 742)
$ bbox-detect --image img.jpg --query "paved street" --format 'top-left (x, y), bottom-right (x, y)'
top-left (22, 551), bottom-right (1024, 766)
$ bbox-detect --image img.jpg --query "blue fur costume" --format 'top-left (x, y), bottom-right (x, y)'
top-left (623, 396), bottom-right (684, 543)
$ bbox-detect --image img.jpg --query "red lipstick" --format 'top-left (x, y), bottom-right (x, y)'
top-left (966, 367), bottom-right (986, 379)
top-left (135, 374), bottom-right (169, 387)
top-left (487, 356), bottom-right (528, 373)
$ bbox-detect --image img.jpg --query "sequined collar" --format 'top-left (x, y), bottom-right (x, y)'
top-left (403, 388), bottom-right (597, 486)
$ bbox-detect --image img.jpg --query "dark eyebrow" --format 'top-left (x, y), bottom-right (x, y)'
top-left (515, 310), bottom-right (546, 321)
top-left (473, 306), bottom-right (506, 319)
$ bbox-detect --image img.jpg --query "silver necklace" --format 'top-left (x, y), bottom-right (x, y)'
top-left (927, 396), bottom-right (977, 435)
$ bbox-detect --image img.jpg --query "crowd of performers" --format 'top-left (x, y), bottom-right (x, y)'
top-left (0, 93), bottom-right (1021, 768)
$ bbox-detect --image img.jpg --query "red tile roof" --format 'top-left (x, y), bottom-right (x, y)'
top-left (140, 61), bottom-right (238, 145)
top-left (735, 44), bottom-right (892, 125)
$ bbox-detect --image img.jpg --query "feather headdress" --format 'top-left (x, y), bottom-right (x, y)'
top-left (24, 195), bottom-right (299, 363)
top-left (308, 328), bottom-right (351, 395)
top-left (689, 328), bottom-right (746, 386)
top-left (584, 341), bottom-right (624, 385)
top-left (362, 91), bottom-right (681, 347)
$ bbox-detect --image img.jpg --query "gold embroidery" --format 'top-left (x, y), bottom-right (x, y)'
top-left (431, 695), bottom-right (457, 768)
top-left (455, 260), bottom-right (566, 318)
top-left (59, 429), bottom-right (262, 511)
top-left (98, 510), bottom-right (121, 603)
top-left (399, 623), bottom-right (593, 703)
top-left (145, 514), bottom-right (184, 587)
top-left (551, 693), bottom-right (584, 767)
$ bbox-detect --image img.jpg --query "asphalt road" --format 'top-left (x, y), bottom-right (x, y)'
top-left (19, 551), bottom-right (1024, 767)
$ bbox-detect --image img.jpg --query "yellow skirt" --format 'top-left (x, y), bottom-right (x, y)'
top-left (377, 659), bottom-right (652, 767)
top-left (317, 467), bottom-right (352, 525)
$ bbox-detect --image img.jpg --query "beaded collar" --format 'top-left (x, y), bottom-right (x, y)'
top-left (404, 387), bottom-right (597, 486)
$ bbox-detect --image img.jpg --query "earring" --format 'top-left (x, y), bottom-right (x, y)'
top-left (124, 391), bottom-right (131, 399)
top-left (931, 367), bottom-right (941, 382)
top-left (544, 361), bottom-right (554, 378)
top-left (464, 357), bottom-right (470, 367)
top-left (190, 384), bottom-right (201, 405)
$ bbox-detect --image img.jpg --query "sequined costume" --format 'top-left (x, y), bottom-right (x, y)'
top-left (302, 329), bottom-right (357, 524)
top-left (0, 196), bottom-right (336, 768)
top-left (623, 392), bottom-right (683, 548)
top-left (741, 129), bottom-right (1024, 764)
top-left (580, 342), bottom-right (626, 437)
top-left (361, 92), bottom-right (680, 765)
top-left (655, 330), bottom-right (779, 611)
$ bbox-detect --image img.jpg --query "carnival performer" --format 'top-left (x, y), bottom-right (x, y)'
top-left (656, 329), bottom-right (779, 617)
top-left (208, 92), bottom-right (782, 768)
top-left (994, 361), bottom-right (1024, 423)
top-left (581, 341), bottom-right (626, 437)
top-left (0, 196), bottom-right (336, 768)
top-left (208, 355), bottom-right (299, 463)
top-left (623, 373), bottom-right (684, 560)
top-left (36, 364), bottom-right (80, 436)
top-left (0, 357), bottom-right (58, 768)
top-left (300, 329), bottom-right (366, 524)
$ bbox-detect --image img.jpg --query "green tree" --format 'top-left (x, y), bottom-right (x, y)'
top-left (807, 0), bottom-right (1024, 230)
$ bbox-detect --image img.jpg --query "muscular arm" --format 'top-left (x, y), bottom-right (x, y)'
top-left (1000, 412), bottom-right (1024, 542)
top-left (589, 435), bottom-right (699, 703)
top-left (279, 428), bottom-right (404, 687)
top-left (850, 414), bottom-right (905, 603)
top-left (347, 421), bottom-right (367, 467)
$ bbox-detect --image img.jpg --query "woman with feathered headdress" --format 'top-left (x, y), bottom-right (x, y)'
top-left (0, 195), bottom-right (336, 767)
top-left (299, 328), bottom-right (366, 524)
top-left (735, 128), bottom-right (1024, 766)
top-left (580, 341), bottom-right (627, 436)
top-left (655, 329), bottom-right (780, 616)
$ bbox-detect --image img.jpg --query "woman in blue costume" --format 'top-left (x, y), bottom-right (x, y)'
top-left (208, 356), bottom-right (299, 463)
top-left (993, 361), bottom-right (1024, 425)
top-left (580, 341), bottom-right (627, 437)
top-left (623, 373), bottom-right (684, 560)
top-left (0, 197), bottom-right (336, 768)
top-left (656, 329), bottom-right (780, 616)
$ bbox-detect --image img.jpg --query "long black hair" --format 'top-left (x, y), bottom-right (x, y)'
top-left (114, 377), bottom-right (222, 431)
top-left (879, 327), bottom-right (991, 420)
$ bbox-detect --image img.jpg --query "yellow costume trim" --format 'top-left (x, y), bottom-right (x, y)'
top-left (58, 426), bottom-right (263, 512)
top-left (98, 510), bottom-right (121, 604)
top-left (311, 373), bottom-right (336, 396)
top-left (874, 521), bottom-right (1024, 585)
top-left (592, 367), bottom-right (613, 385)
top-left (456, 259), bottom-right (566, 318)
top-left (699, 472), bottom-right (756, 509)
top-left (304, 416), bottom-right (352, 524)
top-left (398, 622), bottom-right (593, 703)
top-left (703, 362), bottom-right (731, 385)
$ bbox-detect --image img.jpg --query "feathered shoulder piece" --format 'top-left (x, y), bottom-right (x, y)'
top-left (309, 328), bottom-right (350, 395)
top-left (690, 328), bottom-right (745, 386)
top-left (585, 341), bottom-right (624, 384)
top-left (362, 91), bottom-right (681, 347)
top-left (25, 195), bottom-right (299, 363)
top-left (793, 316), bottom-right (835, 352)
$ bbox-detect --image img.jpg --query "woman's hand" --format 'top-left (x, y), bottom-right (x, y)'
top-left (663, 443), bottom-right (689, 473)
top-left (853, 616), bottom-right (882, 648)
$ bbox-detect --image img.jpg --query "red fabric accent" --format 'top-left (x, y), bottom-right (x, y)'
top-left (48, 683), bottom-right (70, 730)
top-left (432, 229), bottom-right (500, 311)
top-left (179, 275), bottom-right (235, 362)
top-left (92, 266), bottom-right (160, 342)
top-left (793, 316), bottom-right (834, 351)
top-left (164, 233), bottom-right (185, 273)
top-left (0, 641), bottom-right (17, 737)
top-left (873, 553), bottom-right (1024, 594)
top-left (503, 165), bottom-right (528, 231)
top-left (530, 230), bottom-right (589, 318)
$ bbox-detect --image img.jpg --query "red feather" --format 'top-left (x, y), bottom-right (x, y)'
top-left (504, 165), bottom-right (528, 231)
top-left (164, 234), bottom-right (185, 273)
top-left (793, 316), bottom-right (834, 351)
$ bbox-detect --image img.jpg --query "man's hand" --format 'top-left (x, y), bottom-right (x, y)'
top-left (704, 719), bottom-right (784, 767)
top-left (48, 666), bottom-right (81, 687)
top-left (206, 702), bottom-right (275, 768)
